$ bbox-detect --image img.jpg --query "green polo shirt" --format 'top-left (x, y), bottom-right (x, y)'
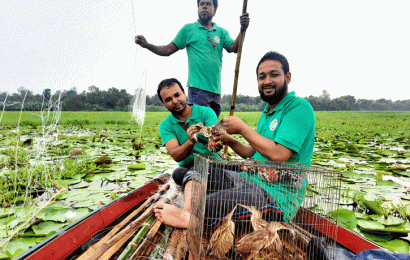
top-left (241, 92), bottom-right (315, 221)
top-left (159, 104), bottom-right (220, 167)
top-left (172, 21), bottom-right (235, 94)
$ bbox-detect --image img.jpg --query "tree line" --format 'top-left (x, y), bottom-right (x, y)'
top-left (1, 87), bottom-right (410, 112)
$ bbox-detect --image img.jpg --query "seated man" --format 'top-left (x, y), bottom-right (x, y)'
top-left (153, 78), bottom-right (224, 228)
top-left (213, 51), bottom-right (315, 222)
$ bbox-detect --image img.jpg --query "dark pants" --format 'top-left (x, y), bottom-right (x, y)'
top-left (172, 163), bottom-right (282, 231)
top-left (188, 87), bottom-right (221, 118)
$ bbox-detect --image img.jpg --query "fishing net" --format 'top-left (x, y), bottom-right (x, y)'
top-left (186, 155), bottom-right (342, 260)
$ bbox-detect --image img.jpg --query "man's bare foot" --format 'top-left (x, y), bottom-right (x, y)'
top-left (153, 201), bottom-right (190, 229)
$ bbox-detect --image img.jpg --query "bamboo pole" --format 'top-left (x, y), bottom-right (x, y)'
top-left (224, 0), bottom-right (248, 155)
top-left (117, 215), bottom-right (156, 260)
top-left (229, 0), bottom-right (248, 117)
top-left (175, 229), bottom-right (188, 260)
top-left (84, 204), bottom-right (155, 260)
top-left (129, 219), bottom-right (163, 259)
top-left (77, 183), bottom-right (170, 260)
top-left (163, 228), bottom-right (182, 259)
top-left (149, 225), bottom-right (173, 259)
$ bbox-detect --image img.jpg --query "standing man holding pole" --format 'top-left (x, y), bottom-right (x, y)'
top-left (135, 0), bottom-right (250, 117)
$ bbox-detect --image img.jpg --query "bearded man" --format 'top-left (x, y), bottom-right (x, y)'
top-left (214, 51), bottom-right (316, 222)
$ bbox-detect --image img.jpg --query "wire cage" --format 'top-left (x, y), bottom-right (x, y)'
top-left (186, 155), bottom-right (342, 260)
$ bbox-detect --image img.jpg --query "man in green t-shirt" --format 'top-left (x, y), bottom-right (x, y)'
top-left (134, 0), bottom-right (249, 117)
top-left (154, 77), bottom-right (228, 228)
top-left (214, 51), bottom-right (316, 221)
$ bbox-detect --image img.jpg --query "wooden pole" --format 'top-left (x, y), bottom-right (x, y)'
top-left (224, 0), bottom-right (248, 155)
top-left (229, 0), bottom-right (248, 116)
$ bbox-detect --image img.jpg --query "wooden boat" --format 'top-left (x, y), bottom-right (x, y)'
top-left (15, 173), bottom-right (386, 260)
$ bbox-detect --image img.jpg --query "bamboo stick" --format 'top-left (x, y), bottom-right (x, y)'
top-left (142, 231), bottom-right (163, 258)
top-left (84, 204), bottom-right (155, 260)
top-left (149, 225), bottom-right (173, 260)
top-left (163, 228), bottom-right (182, 259)
top-left (129, 219), bottom-right (162, 260)
top-left (223, 0), bottom-right (248, 155)
top-left (175, 229), bottom-right (188, 260)
top-left (99, 226), bottom-right (139, 260)
top-left (117, 215), bottom-right (156, 260)
top-left (77, 183), bottom-right (170, 260)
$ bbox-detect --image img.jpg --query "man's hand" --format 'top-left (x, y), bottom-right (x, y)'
top-left (221, 116), bottom-right (247, 135)
top-left (135, 35), bottom-right (148, 48)
top-left (240, 13), bottom-right (249, 32)
top-left (187, 125), bottom-right (201, 142)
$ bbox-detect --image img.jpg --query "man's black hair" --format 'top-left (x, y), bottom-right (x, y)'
top-left (256, 51), bottom-right (290, 76)
top-left (197, 0), bottom-right (218, 10)
top-left (157, 78), bottom-right (184, 103)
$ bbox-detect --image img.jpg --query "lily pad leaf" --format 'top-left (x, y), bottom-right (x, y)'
top-left (328, 208), bottom-right (357, 230)
top-left (378, 239), bottom-right (410, 253)
top-left (127, 163), bottom-right (147, 171)
top-left (357, 220), bottom-right (385, 230)
top-left (369, 215), bottom-right (405, 226)
top-left (32, 221), bottom-right (67, 236)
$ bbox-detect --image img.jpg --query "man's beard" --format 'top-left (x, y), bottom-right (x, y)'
top-left (170, 102), bottom-right (187, 116)
top-left (199, 12), bottom-right (212, 24)
top-left (259, 82), bottom-right (288, 105)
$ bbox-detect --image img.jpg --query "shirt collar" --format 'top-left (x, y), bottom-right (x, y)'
top-left (196, 20), bottom-right (217, 31)
top-left (263, 91), bottom-right (296, 115)
top-left (169, 103), bottom-right (198, 124)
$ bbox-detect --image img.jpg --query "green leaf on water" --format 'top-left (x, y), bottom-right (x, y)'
top-left (357, 219), bottom-right (385, 230)
top-left (127, 163), bottom-right (147, 171)
top-left (361, 231), bottom-right (392, 242)
top-left (32, 221), bottom-right (67, 236)
top-left (369, 215), bottom-right (405, 226)
top-left (378, 239), bottom-right (410, 253)
top-left (328, 208), bottom-right (357, 230)
top-left (354, 212), bottom-right (370, 220)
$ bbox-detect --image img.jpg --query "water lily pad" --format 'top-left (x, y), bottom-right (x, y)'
top-left (361, 231), bottom-right (392, 242)
top-left (369, 215), bottom-right (405, 226)
top-left (357, 219), bottom-right (385, 230)
top-left (328, 208), bottom-right (357, 230)
top-left (32, 221), bottom-right (67, 236)
top-left (127, 162), bottom-right (147, 171)
top-left (354, 212), bottom-right (370, 220)
top-left (378, 239), bottom-right (410, 253)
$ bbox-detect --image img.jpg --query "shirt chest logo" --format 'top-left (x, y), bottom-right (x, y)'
top-left (270, 119), bottom-right (278, 131)
top-left (214, 36), bottom-right (220, 44)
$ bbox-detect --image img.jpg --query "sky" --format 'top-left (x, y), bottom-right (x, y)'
top-left (1, 0), bottom-right (410, 101)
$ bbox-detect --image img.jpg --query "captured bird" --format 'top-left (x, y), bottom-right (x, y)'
top-left (193, 120), bottom-right (226, 153)
top-left (208, 205), bottom-right (237, 259)
top-left (238, 204), bottom-right (268, 231)
top-left (235, 221), bottom-right (294, 260)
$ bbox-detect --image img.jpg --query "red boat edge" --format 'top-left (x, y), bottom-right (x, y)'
top-left (15, 174), bottom-right (169, 260)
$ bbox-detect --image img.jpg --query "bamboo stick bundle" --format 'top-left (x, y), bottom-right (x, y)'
top-left (140, 230), bottom-right (163, 258)
top-left (78, 183), bottom-right (170, 260)
top-left (149, 225), bottom-right (174, 260)
top-left (129, 219), bottom-right (163, 259)
top-left (117, 215), bottom-right (156, 260)
top-left (174, 229), bottom-right (188, 260)
top-left (162, 228), bottom-right (182, 259)
top-left (84, 204), bottom-right (156, 260)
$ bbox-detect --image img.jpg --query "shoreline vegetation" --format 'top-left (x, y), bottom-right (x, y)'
top-left (1, 89), bottom-right (410, 112)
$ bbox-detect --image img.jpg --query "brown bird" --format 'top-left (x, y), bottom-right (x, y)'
top-left (235, 221), bottom-right (294, 260)
top-left (238, 204), bottom-right (268, 232)
top-left (208, 205), bottom-right (237, 259)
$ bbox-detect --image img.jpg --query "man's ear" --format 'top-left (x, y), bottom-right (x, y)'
top-left (285, 72), bottom-right (291, 84)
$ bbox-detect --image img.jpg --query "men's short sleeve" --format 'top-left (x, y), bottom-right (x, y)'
top-left (172, 24), bottom-right (190, 50)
